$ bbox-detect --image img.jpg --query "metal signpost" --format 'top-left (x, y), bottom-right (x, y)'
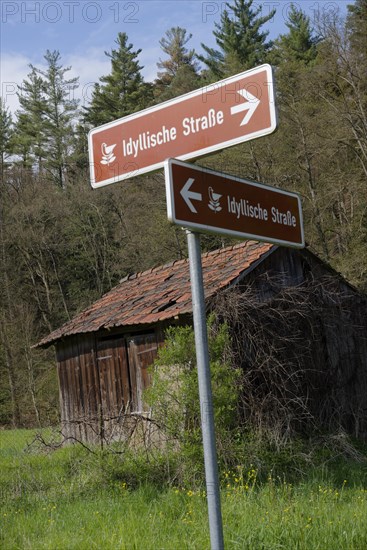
top-left (187, 228), bottom-right (225, 550)
top-left (88, 64), bottom-right (277, 188)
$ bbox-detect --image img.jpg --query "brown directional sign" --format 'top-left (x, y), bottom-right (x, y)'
top-left (165, 159), bottom-right (304, 248)
top-left (88, 64), bottom-right (277, 188)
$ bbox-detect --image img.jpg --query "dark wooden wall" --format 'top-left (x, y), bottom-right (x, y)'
top-left (56, 331), bottom-right (162, 443)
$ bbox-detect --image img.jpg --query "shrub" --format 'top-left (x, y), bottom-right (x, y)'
top-left (145, 314), bottom-right (242, 484)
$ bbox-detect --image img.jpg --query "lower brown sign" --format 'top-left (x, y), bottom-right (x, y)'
top-left (165, 159), bottom-right (304, 248)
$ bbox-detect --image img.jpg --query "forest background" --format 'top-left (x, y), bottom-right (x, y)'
top-left (0, 0), bottom-right (366, 429)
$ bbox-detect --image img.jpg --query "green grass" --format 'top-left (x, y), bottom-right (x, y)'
top-left (1, 429), bottom-right (367, 549)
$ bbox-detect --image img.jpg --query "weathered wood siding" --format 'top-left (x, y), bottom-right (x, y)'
top-left (128, 334), bottom-right (158, 412)
top-left (56, 335), bottom-right (100, 443)
top-left (96, 337), bottom-right (131, 442)
top-left (56, 331), bottom-right (163, 443)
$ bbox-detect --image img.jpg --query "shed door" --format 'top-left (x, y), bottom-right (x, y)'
top-left (128, 334), bottom-right (158, 412)
top-left (96, 338), bottom-right (130, 440)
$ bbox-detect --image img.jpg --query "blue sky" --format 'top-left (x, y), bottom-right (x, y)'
top-left (1, 1), bottom-right (351, 114)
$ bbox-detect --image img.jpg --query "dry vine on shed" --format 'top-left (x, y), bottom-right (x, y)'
top-left (212, 273), bottom-right (367, 445)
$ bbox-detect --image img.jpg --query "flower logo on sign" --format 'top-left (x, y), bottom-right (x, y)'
top-left (100, 143), bottom-right (116, 165)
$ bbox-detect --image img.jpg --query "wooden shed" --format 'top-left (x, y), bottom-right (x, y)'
top-left (37, 241), bottom-right (367, 443)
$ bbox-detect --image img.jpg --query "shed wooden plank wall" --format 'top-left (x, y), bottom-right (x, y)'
top-left (97, 337), bottom-right (128, 442)
top-left (56, 335), bottom-right (101, 443)
top-left (128, 334), bottom-right (158, 412)
top-left (56, 331), bottom-right (163, 443)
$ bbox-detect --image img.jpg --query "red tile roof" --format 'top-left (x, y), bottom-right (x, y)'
top-left (37, 240), bottom-right (275, 347)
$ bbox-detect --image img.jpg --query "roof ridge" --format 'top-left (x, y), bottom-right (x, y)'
top-left (120, 241), bottom-right (265, 284)
top-left (118, 260), bottom-right (182, 284)
top-left (202, 239), bottom-right (260, 259)
top-left (118, 256), bottom-right (192, 285)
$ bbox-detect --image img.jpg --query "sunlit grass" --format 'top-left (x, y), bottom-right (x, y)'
top-left (1, 429), bottom-right (367, 549)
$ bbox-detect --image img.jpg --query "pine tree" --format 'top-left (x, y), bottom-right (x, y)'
top-left (198, 0), bottom-right (276, 79)
top-left (0, 100), bottom-right (13, 177)
top-left (14, 52), bottom-right (79, 188)
top-left (37, 50), bottom-right (79, 188)
top-left (154, 27), bottom-right (200, 101)
top-left (68, 121), bottom-right (89, 177)
top-left (11, 113), bottom-right (33, 170)
top-left (14, 67), bottom-right (48, 172)
top-left (271, 4), bottom-right (320, 66)
top-left (84, 32), bottom-right (152, 127)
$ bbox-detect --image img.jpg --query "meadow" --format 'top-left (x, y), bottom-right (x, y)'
top-left (1, 429), bottom-right (367, 549)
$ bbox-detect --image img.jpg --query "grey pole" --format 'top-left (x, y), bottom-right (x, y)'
top-left (186, 229), bottom-right (224, 550)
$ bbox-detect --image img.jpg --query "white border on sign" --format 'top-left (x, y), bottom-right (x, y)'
top-left (164, 158), bottom-right (305, 249)
top-left (89, 64), bottom-right (277, 188)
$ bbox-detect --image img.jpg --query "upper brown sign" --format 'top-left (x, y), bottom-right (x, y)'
top-left (165, 159), bottom-right (304, 248)
top-left (88, 64), bottom-right (277, 188)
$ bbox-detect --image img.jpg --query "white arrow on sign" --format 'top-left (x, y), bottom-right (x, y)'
top-left (230, 89), bottom-right (260, 126)
top-left (180, 178), bottom-right (202, 213)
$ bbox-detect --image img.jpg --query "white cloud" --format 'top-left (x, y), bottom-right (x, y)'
top-left (64, 48), bottom-right (110, 109)
top-left (0, 49), bottom-right (109, 114)
top-left (139, 46), bottom-right (161, 82)
top-left (1, 46), bottom-right (161, 116)
top-left (0, 48), bottom-right (112, 115)
top-left (1, 52), bottom-right (33, 114)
